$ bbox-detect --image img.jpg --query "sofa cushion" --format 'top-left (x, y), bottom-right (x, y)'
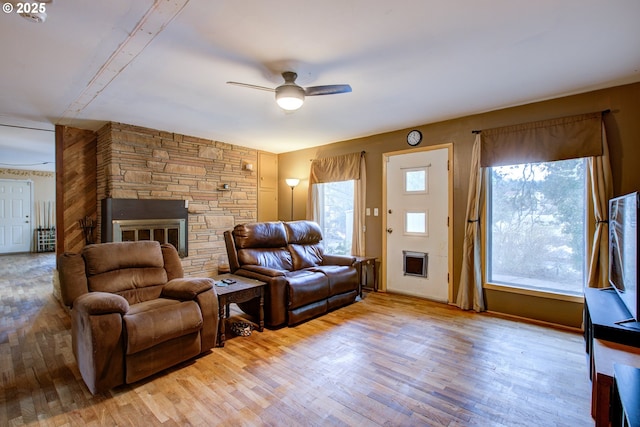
top-left (286, 270), bottom-right (329, 310)
top-left (124, 298), bottom-right (203, 355)
top-left (288, 243), bottom-right (323, 269)
top-left (311, 265), bottom-right (358, 295)
top-left (238, 248), bottom-right (293, 271)
top-left (233, 222), bottom-right (288, 249)
top-left (284, 221), bottom-right (323, 245)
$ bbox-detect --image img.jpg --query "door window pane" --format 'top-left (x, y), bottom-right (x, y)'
top-left (405, 168), bottom-right (427, 193)
top-left (488, 159), bottom-right (586, 295)
top-left (405, 211), bottom-right (427, 235)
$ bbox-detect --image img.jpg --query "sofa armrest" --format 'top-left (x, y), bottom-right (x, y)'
top-left (323, 254), bottom-right (356, 267)
top-left (239, 264), bottom-right (287, 277)
top-left (71, 292), bottom-right (128, 394)
top-left (161, 278), bottom-right (218, 352)
top-left (195, 287), bottom-right (219, 352)
top-left (74, 292), bottom-right (129, 315)
top-left (162, 277), bottom-right (214, 300)
top-left (58, 252), bottom-right (89, 308)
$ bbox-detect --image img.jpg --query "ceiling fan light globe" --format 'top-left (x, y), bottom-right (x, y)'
top-left (275, 85), bottom-right (304, 111)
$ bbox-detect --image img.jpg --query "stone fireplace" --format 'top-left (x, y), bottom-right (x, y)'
top-left (93, 121), bottom-right (257, 277)
top-left (102, 198), bottom-right (189, 257)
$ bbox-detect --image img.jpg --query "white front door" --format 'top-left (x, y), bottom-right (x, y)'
top-left (382, 144), bottom-right (452, 302)
top-left (0, 179), bottom-right (33, 254)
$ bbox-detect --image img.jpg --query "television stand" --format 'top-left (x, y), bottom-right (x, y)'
top-left (585, 288), bottom-right (640, 371)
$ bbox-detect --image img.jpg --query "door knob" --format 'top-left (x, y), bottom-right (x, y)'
top-left (387, 228), bottom-right (393, 234)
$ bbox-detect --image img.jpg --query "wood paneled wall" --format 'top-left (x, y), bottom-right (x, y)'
top-left (55, 125), bottom-right (97, 256)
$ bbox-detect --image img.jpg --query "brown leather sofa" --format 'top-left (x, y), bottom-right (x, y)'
top-left (224, 220), bottom-right (358, 327)
top-left (57, 241), bottom-right (218, 394)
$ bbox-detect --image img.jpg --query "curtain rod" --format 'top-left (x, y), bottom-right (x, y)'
top-left (470, 109), bottom-right (611, 134)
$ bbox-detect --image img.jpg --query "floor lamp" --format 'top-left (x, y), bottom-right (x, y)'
top-left (285, 178), bottom-right (300, 220)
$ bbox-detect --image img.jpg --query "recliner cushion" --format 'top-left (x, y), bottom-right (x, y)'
top-left (87, 268), bottom-right (168, 295)
top-left (83, 241), bottom-right (165, 275)
top-left (124, 298), bottom-right (203, 355)
top-left (83, 241), bottom-right (169, 301)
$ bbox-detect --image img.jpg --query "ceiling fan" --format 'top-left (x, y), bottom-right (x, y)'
top-left (227, 71), bottom-right (352, 111)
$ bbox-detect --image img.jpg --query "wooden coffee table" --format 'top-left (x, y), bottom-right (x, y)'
top-left (214, 274), bottom-right (266, 347)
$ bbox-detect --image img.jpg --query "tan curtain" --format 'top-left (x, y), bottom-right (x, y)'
top-left (458, 111), bottom-right (607, 310)
top-left (456, 134), bottom-right (486, 311)
top-left (587, 122), bottom-right (613, 288)
top-left (307, 184), bottom-right (320, 223)
top-left (306, 152), bottom-right (366, 255)
top-left (481, 112), bottom-right (602, 167)
top-left (352, 154), bottom-right (366, 256)
top-left (308, 152), bottom-right (362, 184)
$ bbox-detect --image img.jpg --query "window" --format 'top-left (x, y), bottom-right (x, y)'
top-left (405, 168), bottom-right (427, 193)
top-left (488, 158), bottom-right (586, 296)
top-left (317, 180), bottom-right (354, 255)
top-left (405, 211), bottom-right (427, 235)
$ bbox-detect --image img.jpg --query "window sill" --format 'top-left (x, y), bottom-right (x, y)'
top-left (484, 282), bottom-right (584, 304)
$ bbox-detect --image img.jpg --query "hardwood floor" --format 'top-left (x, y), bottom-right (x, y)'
top-left (1, 253), bottom-right (594, 426)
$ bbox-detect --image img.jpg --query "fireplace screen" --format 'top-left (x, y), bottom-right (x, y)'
top-left (113, 219), bottom-right (186, 257)
top-left (403, 250), bottom-right (428, 278)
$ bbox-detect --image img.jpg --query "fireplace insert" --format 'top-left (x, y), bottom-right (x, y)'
top-left (101, 198), bottom-right (188, 257)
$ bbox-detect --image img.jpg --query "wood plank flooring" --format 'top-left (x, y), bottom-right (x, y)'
top-left (1, 253), bottom-right (594, 426)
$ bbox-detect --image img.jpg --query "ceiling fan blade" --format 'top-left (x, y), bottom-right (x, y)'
top-left (305, 84), bottom-right (352, 96)
top-left (226, 81), bottom-right (275, 92)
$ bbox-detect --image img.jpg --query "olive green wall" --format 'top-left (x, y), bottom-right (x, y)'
top-left (277, 82), bottom-right (640, 328)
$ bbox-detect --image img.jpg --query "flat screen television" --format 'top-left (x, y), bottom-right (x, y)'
top-left (608, 191), bottom-right (640, 323)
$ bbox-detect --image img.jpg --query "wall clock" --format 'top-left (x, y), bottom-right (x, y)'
top-left (407, 130), bottom-right (422, 146)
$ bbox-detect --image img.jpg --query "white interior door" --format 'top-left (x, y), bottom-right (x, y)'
top-left (0, 179), bottom-right (33, 254)
top-left (383, 145), bottom-right (452, 302)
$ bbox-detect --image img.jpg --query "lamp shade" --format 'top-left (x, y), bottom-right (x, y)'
top-left (285, 178), bottom-right (300, 188)
top-left (276, 85), bottom-right (305, 111)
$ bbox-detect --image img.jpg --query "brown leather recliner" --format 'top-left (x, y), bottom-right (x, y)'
top-left (57, 240), bottom-right (218, 394)
top-left (224, 220), bottom-right (358, 327)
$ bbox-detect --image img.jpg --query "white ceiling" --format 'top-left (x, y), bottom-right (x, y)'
top-left (1, 0), bottom-right (639, 172)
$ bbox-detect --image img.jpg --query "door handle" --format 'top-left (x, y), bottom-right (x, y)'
top-left (387, 228), bottom-right (393, 234)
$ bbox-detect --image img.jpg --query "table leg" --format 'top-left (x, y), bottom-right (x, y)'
top-left (372, 259), bottom-right (378, 291)
top-left (218, 297), bottom-right (226, 347)
top-left (258, 288), bottom-right (264, 332)
top-left (359, 262), bottom-right (364, 298)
